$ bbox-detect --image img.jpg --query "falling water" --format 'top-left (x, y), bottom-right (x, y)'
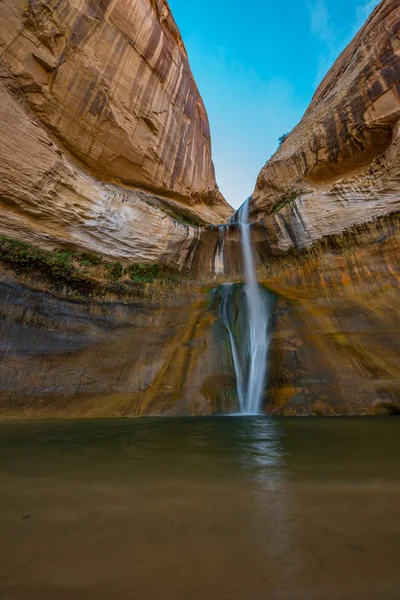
top-left (236, 199), bottom-right (269, 415)
top-left (214, 225), bottom-right (226, 275)
top-left (218, 285), bottom-right (246, 412)
top-left (211, 199), bottom-right (271, 414)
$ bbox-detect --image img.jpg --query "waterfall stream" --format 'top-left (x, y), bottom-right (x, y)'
top-left (214, 225), bottom-right (226, 275)
top-left (237, 199), bottom-right (269, 414)
top-left (215, 199), bottom-right (271, 415)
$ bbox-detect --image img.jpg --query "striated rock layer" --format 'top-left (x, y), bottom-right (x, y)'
top-left (264, 214), bottom-right (400, 415)
top-left (1, 0), bottom-right (400, 418)
top-left (0, 264), bottom-right (236, 418)
top-left (0, 0), bottom-right (234, 417)
top-left (0, 0), bottom-right (231, 265)
top-left (1, 214), bottom-right (398, 418)
top-left (240, 0), bottom-right (400, 415)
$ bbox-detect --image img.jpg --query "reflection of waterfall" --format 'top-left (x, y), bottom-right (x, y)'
top-left (243, 417), bottom-right (295, 585)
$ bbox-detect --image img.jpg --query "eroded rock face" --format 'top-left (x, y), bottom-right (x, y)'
top-left (251, 0), bottom-right (400, 251)
top-left (0, 0), bottom-right (231, 266)
top-left (0, 265), bottom-right (236, 418)
top-left (264, 215), bottom-right (400, 415)
top-left (0, 0), bottom-right (228, 208)
top-left (0, 0), bottom-right (399, 418)
top-left (0, 82), bottom-right (204, 267)
top-left (243, 0), bottom-right (400, 415)
top-left (0, 0), bottom-right (236, 416)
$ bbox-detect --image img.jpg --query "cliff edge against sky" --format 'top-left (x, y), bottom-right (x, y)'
top-left (251, 0), bottom-right (400, 251)
top-left (245, 0), bottom-right (400, 416)
top-left (0, 0), bottom-right (398, 417)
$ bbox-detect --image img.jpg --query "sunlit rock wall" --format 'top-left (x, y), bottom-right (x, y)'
top-left (243, 0), bottom-right (400, 415)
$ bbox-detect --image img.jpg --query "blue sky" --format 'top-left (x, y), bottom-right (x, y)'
top-left (168, 0), bottom-right (380, 208)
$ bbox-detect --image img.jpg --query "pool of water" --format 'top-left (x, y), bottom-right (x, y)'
top-left (1, 417), bottom-right (399, 600)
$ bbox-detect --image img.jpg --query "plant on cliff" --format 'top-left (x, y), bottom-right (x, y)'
top-left (106, 261), bottom-right (123, 280)
top-left (0, 235), bottom-right (183, 296)
top-left (164, 209), bottom-right (202, 228)
top-left (0, 237), bottom-right (75, 280)
top-left (126, 263), bottom-right (160, 284)
top-left (77, 252), bottom-right (103, 267)
top-left (273, 189), bottom-right (312, 214)
top-left (143, 199), bottom-right (203, 228)
top-left (278, 133), bottom-right (290, 146)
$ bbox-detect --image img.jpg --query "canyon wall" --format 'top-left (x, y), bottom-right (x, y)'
top-left (251, 0), bottom-right (400, 252)
top-left (0, 0), bottom-right (231, 266)
top-left (0, 0), bottom-right (235, 417)
top-left (1, 0), bottom-right (399, 417)
top-left (248, 0), bottom-right (400, 415)
top-left (265, 215), bottom-right (400, 415)
top-left (0, 264), bottom-right (236, 418)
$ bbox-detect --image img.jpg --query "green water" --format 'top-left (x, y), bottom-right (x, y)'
top-left (1, 417), bottom-right (400, 599)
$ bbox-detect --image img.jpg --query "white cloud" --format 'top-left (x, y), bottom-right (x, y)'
top-left (307, 0), bottom-right (335, 46)
top-left (354, 0), bottom-right (380, 32)
top-left (307, 0), bottom-right (339, 86)
top-left (307, 0), bottom-right (381, 88)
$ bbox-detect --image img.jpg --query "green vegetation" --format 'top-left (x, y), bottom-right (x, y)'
top-left (126, 263), bottom-right (160, 284)
top-left (273, 191), bottom-right (301, 214)
top-left (106, 261), bottom-right (123, 280)
top-left (278, 133), bottom-right (290, 146)
top-left (76, 252), bottom-right (103, 267)
top-left (0, 235), bottom-right (182, 296)
top-left (273, 189), bottom-right (312, 214)
top-left (164, 209), bottom-right (202, 228)
top-left (0, 237), bottom-right (77, 281)
top-left (144, 200), bottom-right (203, 228)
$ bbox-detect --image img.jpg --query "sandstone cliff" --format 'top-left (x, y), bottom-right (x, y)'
top-left (1, 0), bottom-right (399, 418)
top-left (0, 0), bottom-right (231, 266)
top-left (245, 0), bottom-right (400, 415)
top-left (0, 265), bottom-right (235, 418)
top-left (264, 215), bottom-right (400, 415)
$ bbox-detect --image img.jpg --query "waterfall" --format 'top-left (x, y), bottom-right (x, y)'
top-left (218, 285), bottom-right (246, 412)
top-left (237, 199), bottom-right (269, 415)
top-left (215, 199), bottom-right (271, 415)
top-left (214, 225), bottom-right (226, 275)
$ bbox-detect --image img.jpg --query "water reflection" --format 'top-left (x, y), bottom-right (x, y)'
top-left (236, 418), bottom-right (298, 585)
top-left (0, 417), bottom-right (399, 600)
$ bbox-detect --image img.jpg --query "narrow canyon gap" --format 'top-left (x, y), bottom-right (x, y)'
top-left (0, 0), bottom-right (398, 416)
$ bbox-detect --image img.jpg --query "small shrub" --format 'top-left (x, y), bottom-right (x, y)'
top-left (278, 133), bottom-right (290, 146)
top-left (108, 281), bottom-right (129, 294)
top-left (273, 189), bottom-right (312, 214)
top-left (142, 199), bottom-right (202, 228)
top-left (126, 263), bottom-right (160, 284)
top-left (165, 210), bottom-right (202, 228)
top-left (71, 294), bottom-right (88, 303)
top-left (106, 261), bottom-right (123, 280)
top-left (77, 252), bottom-right (102, 267)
